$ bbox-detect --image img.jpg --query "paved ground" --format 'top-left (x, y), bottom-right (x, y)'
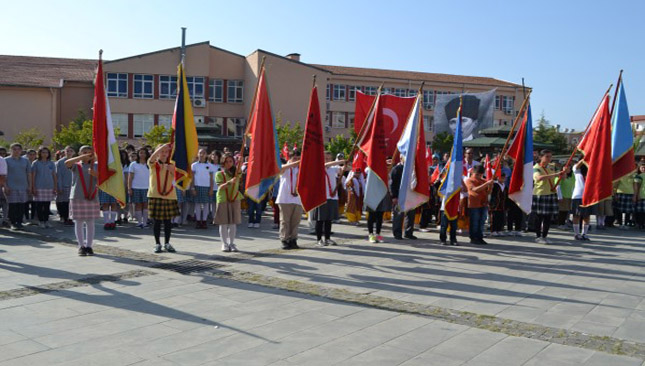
top-left (0, 212), bottom-right (644, 365)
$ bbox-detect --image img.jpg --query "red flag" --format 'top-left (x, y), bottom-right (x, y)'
top-left (297, 86), bottom-right (327, 212)
top-left (352, 151), bottom-right (367, 172)
top-left (293, 142), bottom-right (298, 150)
top-left (430, 165), bottom-right (441, 184)
top-left (485, 154), bottom-right (493, 181)
top-left (92, 57), bottom-right (113, 187)
top-left (425, 146), bottom-right (432, 167)
top-left (578, 94), bottom-right (613, 207)
top-left (355, 91), bottom-right (416, 156)
top-left (245, 67), bottom-right (280, 202)
top-left (358, 94), bottom-right (388, 194)
top-left (281, 142), bottom-right (289, 160)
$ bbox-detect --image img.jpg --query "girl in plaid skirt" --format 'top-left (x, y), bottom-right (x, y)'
top-left (148, 144), bottom-right (179, 254)
top-left (31, 146), bottom-right (57, 228)
top-left (613, 165), bottom-right (637, 227)
top-left (191, 149), bottom-right (214, 229)
top-left (532, 150), bottom-right (564, 244)
top-left (214, 154), bottom-right (243, 252)
top-left (65, 146), bottom-right (100, 256)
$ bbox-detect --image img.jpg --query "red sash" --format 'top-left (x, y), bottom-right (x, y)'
top-left (76, 163), bottom-right (97, 200)
top-left (155, 162), bottom-right (173, 197)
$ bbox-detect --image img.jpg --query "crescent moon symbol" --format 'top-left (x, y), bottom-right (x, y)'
top-left (383, 108), bottom-right (399, 135)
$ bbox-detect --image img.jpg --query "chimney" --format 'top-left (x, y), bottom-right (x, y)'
top-left (286, 53), bottom-right (301, 62)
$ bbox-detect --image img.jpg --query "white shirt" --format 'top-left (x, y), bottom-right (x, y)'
top-left (191, 162), bottom-right (214, 188)
top-left (0, 157), bottom-right (6, 176)
top-left (345, 173), bottom-right (365, 197)
top-left (325, 166), bottom-right (341, 200)
top-left (129, 162), bottom-right (150, 189)
top-left (571, 167), bottom-right (585, 199)
top-left (276, 166), bottom-right (301, 205)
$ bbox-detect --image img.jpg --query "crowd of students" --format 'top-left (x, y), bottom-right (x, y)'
top-left (0, 143), bottom-right (643, 256)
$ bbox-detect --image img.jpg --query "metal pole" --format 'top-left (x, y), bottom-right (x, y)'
top-left (180, 27), bottom-right (187, 64)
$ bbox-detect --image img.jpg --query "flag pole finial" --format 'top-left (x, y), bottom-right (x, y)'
top-left (312, 74), bottom-right (316, 88)
top-left (98, 49), bottom-right (103, 61)
top-left (418, 81), bottom-right (425, 94)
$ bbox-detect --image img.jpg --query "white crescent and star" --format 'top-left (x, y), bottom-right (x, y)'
top-left (382, 108), bottom-right (399, 139)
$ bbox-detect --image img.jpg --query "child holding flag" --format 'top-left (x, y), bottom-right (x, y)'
top-left (147, 144), bottom-right (179, 254)
top-left (532, 150), bottom-right (564, 244)
top-left (275, 149), bottom-right (302, 250)
top-left (312, 152), bottom-right (346, 247)
top-left (214, 154), bottom-right (243, 252)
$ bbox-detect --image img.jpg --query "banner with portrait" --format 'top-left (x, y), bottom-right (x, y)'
top-left (433, 89), bottom-right (496, 141)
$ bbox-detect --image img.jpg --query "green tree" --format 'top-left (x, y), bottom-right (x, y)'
top-left (431, 131), bottom-right (453, 154)
top-left (143, 125), bottom-right (171, 148)
top-left (325, 130), bottom-right (357, 159)
top-left (53, 111), bottom-right (120, 151)
top-left (533, 112), bottom-right (570, 154)
top-left (15, 128), bottom-right (45, 150)
top-left (275, 114), bottom-right (304, 151)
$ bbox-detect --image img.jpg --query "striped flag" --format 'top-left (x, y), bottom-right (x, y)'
top-left (170, 63), bottom-right (199, 190)
top-left (438, 98), bottom-right (464, 220)
top-left (92, 54), bottom-right (126, 207)
top-left (396, 94), bottom-right (429, 212)
top-left (245, 66), bottom-right (281, 202)
top-left (507, 105), bottom-right (534, 213)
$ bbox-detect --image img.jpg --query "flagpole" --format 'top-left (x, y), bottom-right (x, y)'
top-left (234, 56), bottom-right (267, 179)
top-left (609, 70), bottom-right (623, 118)
top-left (180, 27), bottom-right (186, 64)
top-left (496, 89), bottom-right (532, 170)
top-left (560, 83), bottom-right (614, 173)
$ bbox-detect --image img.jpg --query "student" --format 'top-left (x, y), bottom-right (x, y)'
top-left (390, 157), bottom-right (416, 240)
top-left (65, 146), bottom-right (100, 256)
top-left (55, 146), bottom-right (75, 225)
top-left (613, 165), bottom-right (637, 228)
top-left (275, 150), bottom-right (302, 249)
top-left (345, 168), bottom-right (365, 226)
top-left (128, 148), bottom-right (151, 228)
top-left (126, 151), bottom-right (138, 222)
top-left (4, 143), bottom-right (31, 230)
top-left (117, 149), bottom-right (130, 224)
top-left (312, 152), bottom-right (345, 247)
top-left (366, 167), bottom-right (390, 244)
top-left (556, 166), bottom-right (575, 229)
top-left (147, 144), bottom-right (179, 253)
top-left (191, 148), bottom-right (214, 229)
top-left (489, 172), bottom-right (507, 237)
top-left (24, 148), bottom-right (37, 224)
top-left (214, 153), bottom-right (243, 252)
top-left (571, 161), bottom-right (591, 240)
top-left (208, 150), bottom-right (221, 221)
top-left (633, 163), bottom-right (645, 229)
top-left (465, 165), bottom-right (494, 244)
top-left (31, 146), bottom-right (57, 228)
top-left (439, 196), bottom-right (458, 246)
top-left (532, 150), bottom-right (563, 244)
top-left (0, 150), bottom-right (6, 227)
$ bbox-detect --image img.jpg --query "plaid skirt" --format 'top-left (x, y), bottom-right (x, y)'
top-left (636, 199), bottom-right (645, 213)
top-left (149, 197), bottom-right (180, 220)
top-left (593, 199), bottom-right (613, 216)
top-left (33, 188), bottom-right (55, 202)
top-left (532, 194), bottom-right (559, 216)
top-left (70, 198), bottom-right (100, 220)
top-left (193, 186), bottom-right (211, 204)
top-left (6, 189), bottom-right (28, 203)
top-left (56, 186), bottom-right (71, 202)
top-left (131, 189), bottom-right (148, 204)
top-left (214, 200), bottom-right (241, 225)
top-left (176, 188), bottom-right (184, 203)
top-left (614, 193), bottom-right (635, 213)
top-left (99, 190), bottom-right (117, 204)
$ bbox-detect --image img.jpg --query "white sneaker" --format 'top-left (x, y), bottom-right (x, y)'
top-left (229, 243), bottom-right (239, 252)
top-left (254, 223), bottom-right (260, 228)
top-left (316, 240), bottom-right (327, 247)
top-left (221, 243), bottom-right (230, 252)
top-left (325, 239), bottom-right (337, 246)
top-left (248, 223), bottom-right (254, 228)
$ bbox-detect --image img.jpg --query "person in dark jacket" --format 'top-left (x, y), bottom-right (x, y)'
top-left (390, 159), bottom-right (416, 240)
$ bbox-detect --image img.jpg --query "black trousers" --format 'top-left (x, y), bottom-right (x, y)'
top-left (419, 208), bottom-right (433, 228)
top-left (393, 208), bottom-right (415, 238)
top-left (507, 201), bottom-right (523, 231)
top-left (153, 219), bottom-right (172, 244)
top-left (367, 211), bottom-right (384, 234)
top-left (535, 214), bottom-right (552, 238)
top-left (491, 211), bottom-right (505, 232)
top-left (9, 203), bottom-right (25, 225)
top-left (56, 202), bottom-right (70, 221)
top-left (36, 202), bottom-right (49, 222)
top-left (315, 220), bottom-right (332, 241)
top-left (439, 211), bottom-right (457, 242)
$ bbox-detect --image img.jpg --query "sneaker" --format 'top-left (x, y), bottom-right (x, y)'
top-left (154, 244), bottom-right (163, 253)
top-left (582, 235), bottom-right (591, 241)
top-left (164, 243), bottom-right (176, 253)
top-left (450, 240), bottom-right (459, 246)
top-left (248, 223), bottom-right (254, 228)
top-left (419, 228), bottom-right (431, 233)
top-left (325, 239), bottom-right (337, 246)
top-left (85, 247), bottom-right (94, 256)
top-left (221, 243), bottom-right (231, 252)
top-left (316, 240), bottom-right (327, 247)
top-left (78, 247), bottom-right (87, 256)
top-left (368, 234), bottom-right (377, 243)
top-left (404, 235), bottom-right (418, 240)
top-left (253, 223), bottom-right (260, 228)
top-left (290, 240), bottom-right (300, 249)
top-left (281, 240), bottom-right (291, 250)
top-left (10, 224), bottom-right (19, 231)
top-left (229, 243), bottom-right (239, 252)
top-left (376, 235), bottom-right (384, 243)
top-left (440, 240), bottom-right (448, 246)
top-left (574, 234), bottom-right (583, 240)
top-left (137, 223), bottom-right (144, 229)
top-left (535, 237), bottom-right (545, 244)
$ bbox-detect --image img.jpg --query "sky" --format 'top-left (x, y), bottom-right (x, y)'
top-left (2, 0), bottom-right (643, 131)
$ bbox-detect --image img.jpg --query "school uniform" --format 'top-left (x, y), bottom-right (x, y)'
top-left (55, 157), bottom-right (72, 222)
top-left (276, 166), bottom-right (302, 248)
top-left (345, 173), bottom-right (364, 223)
top-left (532, 164), bottom-right (558, 240)
top-left (129, 162), bottom-right (150, 203)
top-left (214, 170), bottom-right (243, 252)
top-left (69, 162), bottom-right (100, 254)
top-left (31, 160), bottom-right (56, 224)
top-left (311, 166), bottom-right (341, 244)
top-left (4, 156), bottom-right (30, 227)
top-left (148, 161), bottom-right (179, 252)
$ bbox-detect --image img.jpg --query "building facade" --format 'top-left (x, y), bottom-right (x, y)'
top-left (1, 41), bottom-right (527, 152)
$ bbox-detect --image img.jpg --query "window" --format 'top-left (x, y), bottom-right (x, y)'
top-left (326, 84), bottom-right (331, 101)
top-left (502, 96), bottom-right (514, 112)
top-left (382, 88), bottom-right (392, 95)
top-left (332, 112), bottom-right (346, 129)
top-left (423, 90), bottom-right (434, 110)
top-left (159, 75), bottom-right (177, 99)
top-left (394, 88), bottom-right (407, 97)
top-left (348, 113), bottom-right (355, 129)
top-left (227, 80), bottom-right (244, 103)
top-left (348, 86), bottom-right (357, 102)
top-left (133, 114), bottom-right (154, 137)
top-left (227, 118), bottom-right (245, 137)
top-left (158, 115), bottom-right (173, 130)
top-left (106, 73), bottom-right (127, 98)
top-left (333, 85), bottom-right (346, 101)
top-left (364, 86), bottom-right (377, 96)
top-left (495, 95), bottom-right (501, 110)
top-left (209, 79), bottom-right (223, 102)
top-left (423, 115), bottom-right (432, 132)
top-left (133, 74), bottom-right (153, 99)
top-left (111, 113), bottom-right (128, 136)
top-left (408, 89), bottom-right (417, 97)
top-left (209, 117), bottom-right (224, 136)
top-left (186, 76), bottom-right (205, 100)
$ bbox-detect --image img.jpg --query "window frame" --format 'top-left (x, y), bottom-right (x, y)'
top-left (227, 80), bottom-right (244, 103)
top-left (209, 79), bottom-right (224, 102)
top-left (159, 75), bottom-right (178, 99)
top-left (106, 73), bottom-right (128, 98)
top-left (132, 114), bottom-right (154, 138)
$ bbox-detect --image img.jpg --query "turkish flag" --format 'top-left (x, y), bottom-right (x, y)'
top-left (297, 86), bottom-right (327, 212)
top-left (485, 154), bottom-right (493, 181)
top-left (578, 94), bottom-right (613, 207)
top-left (281, 142), bottom-right (289, 160)
top-left (359, 94), bottom-right (388, 184)
top-left (355, 91), bottom-right (416, 157)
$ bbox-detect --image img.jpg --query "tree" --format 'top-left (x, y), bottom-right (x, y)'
top-left (275, 114), bottom-right (304, 150)
top-left (53, 111), bottom-right (120, 151)
top-left (533, 112), bottom-right (570, 154)
top-left (143, 125), bottom-right (171, 148)
top-left (431, 131), bottom-right (453, 155)
top-left (15, 128), bottom-right (45, 150)
top-left (325, 130), bottom-right (357, 159)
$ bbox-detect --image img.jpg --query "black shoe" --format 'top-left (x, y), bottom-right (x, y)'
top-left (394, 235), bottom-right (404, 240)
top-left (450, 240), bottom-right (459, 246)
top-left (78, 247), bottom-right (87, 256)
top-left (281, 240), bottom-right (291, 250)
top-left (404, 235), bottom-right (418, 240)
top-left (290, 239), bottom-right (300, 249)
top-left (85, 247), bottom-right (94, 256)
top-left (164, 243), bottom-right (176, 253)
top-left (474, 239), bottom-right (488, 245)
top-left (440, 240), bottom-right (448, 246)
